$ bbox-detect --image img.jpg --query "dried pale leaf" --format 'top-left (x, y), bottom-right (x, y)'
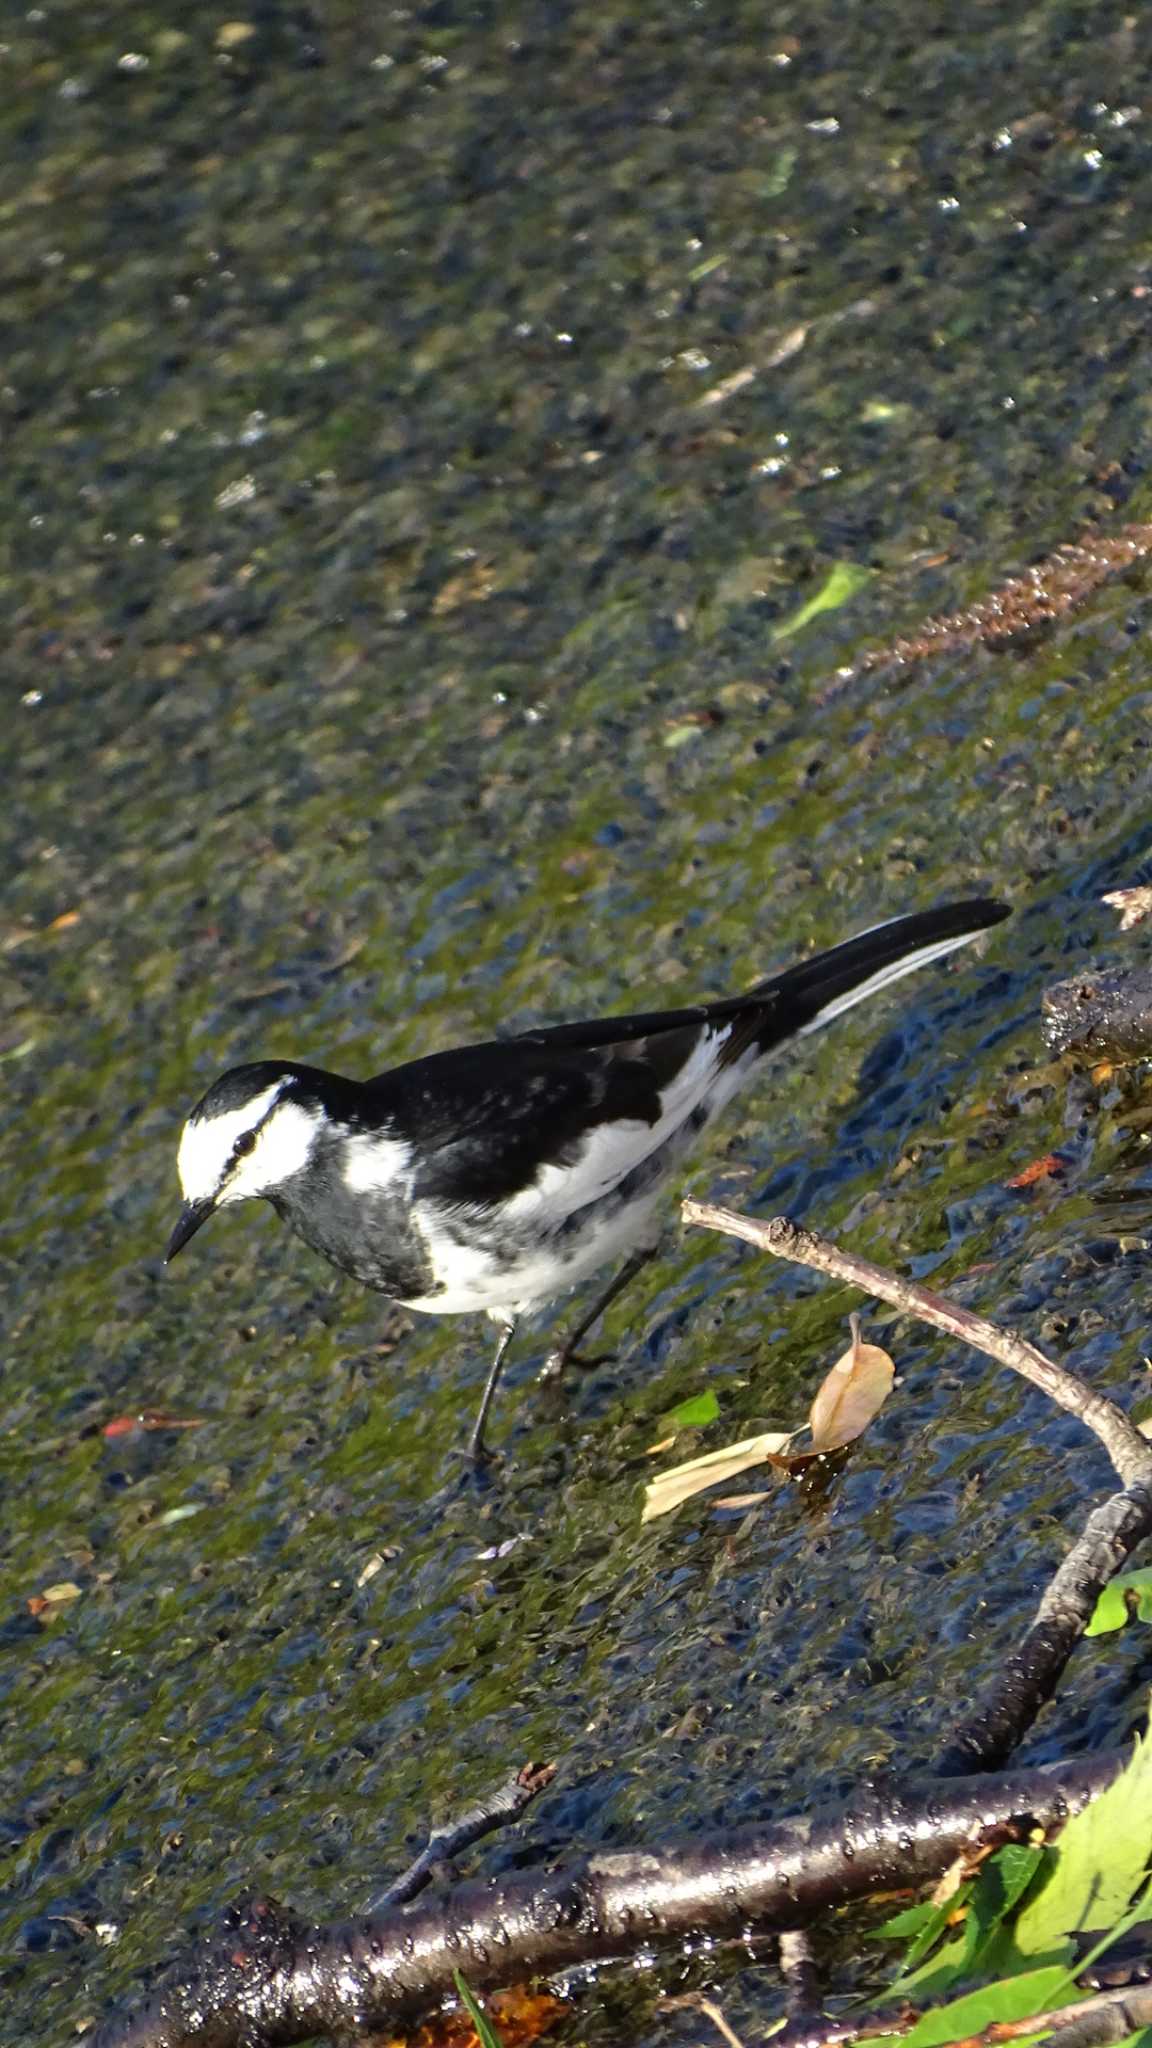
top-left (1103, 885), bottom-right (1152, 932)
top-left (808, 1315), bottom-right (895, 1453)
top-left (711, 1491), bottom-right (772, 1510)
top-left (642, 1431), bottom-right (795, 1523)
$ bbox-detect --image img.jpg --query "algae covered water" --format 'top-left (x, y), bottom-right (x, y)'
top-left (4, 1), bottom-right (1152, 2039)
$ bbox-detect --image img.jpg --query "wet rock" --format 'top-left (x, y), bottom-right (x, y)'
top-left (1042, 965), bottom-right (1152, 1059)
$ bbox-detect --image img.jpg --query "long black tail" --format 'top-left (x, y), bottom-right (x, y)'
top-left (745, 897), bottom-right (1009, 1054)
top-left (510, 899), bottom-right (1008, 1059)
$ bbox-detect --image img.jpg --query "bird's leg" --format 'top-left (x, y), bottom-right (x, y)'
top-left (542, 1242), bottom-right (660, 1382)
top-left (466, 1314), bottom-right (518, 1464)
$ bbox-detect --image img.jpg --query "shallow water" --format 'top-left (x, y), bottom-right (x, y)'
top-left (4, 1), bottom-right (1152, 2040)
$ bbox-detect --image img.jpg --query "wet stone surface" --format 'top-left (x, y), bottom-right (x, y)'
top-left (5, 1), bottom-right (1152, 2040)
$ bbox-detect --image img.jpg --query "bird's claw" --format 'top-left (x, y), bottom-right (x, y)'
top-left (445, 1440), bottom-right (503, 1481)
top-left (538, 1346), bottom-right (617, 1386)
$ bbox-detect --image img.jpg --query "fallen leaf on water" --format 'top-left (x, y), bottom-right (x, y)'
top-left (643, 1316), bottom-right (897, 1519)
top-left (1005, 1152), bottom-right (1064, 1191)
top-left (661, 1388), bottom-right (721, 1432)
top-left (1103, 885), bottom-right (1152, 932)
top-left (806, 1314), bottom-right (895, 1453)
top-left (771, 560), bottom-right (873, 643)
top-left (642, 1431), bottom-right (796, 1523)
top-left (103, 1412), bottom-right (205, 1439)
top-left (29, 1582), bottom-right (83, 1615)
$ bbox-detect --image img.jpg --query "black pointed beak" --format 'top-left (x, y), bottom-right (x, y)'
top-left (165, 1198), bottom-right (215, 1263)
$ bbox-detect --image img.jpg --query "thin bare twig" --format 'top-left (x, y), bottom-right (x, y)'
top-left (367, 1760), bottom-right (555, 1911)
top-left (681, 1206), bottom-right (1152, 1771)
top-left (774, 1928), bottom-right (835, 2048)
top-left (680, 1207), bottom-right (1152, 1488)
top-left (659, 1991), bottom-right (749, 2048)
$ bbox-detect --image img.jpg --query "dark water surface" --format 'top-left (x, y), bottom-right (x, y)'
top-left (5, 1), bottom-right (1152, 2039)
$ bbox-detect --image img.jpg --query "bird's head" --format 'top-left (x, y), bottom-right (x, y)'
top-left (166, 1061), bottom-right (323, 1261)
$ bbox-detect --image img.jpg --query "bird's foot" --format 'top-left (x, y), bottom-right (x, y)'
top-left (446, 1437), bottom-right (503, 1476)
top-left (538, 1345), bottom-right (617, 1387)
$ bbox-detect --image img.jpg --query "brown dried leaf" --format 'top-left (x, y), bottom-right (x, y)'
top-left (373, 1983), bottom-right (567, 2048)
top-left (807, 1314), bottom-right (895, 1453)
top-left (1005, 1152), bottom-right (1064, 1191)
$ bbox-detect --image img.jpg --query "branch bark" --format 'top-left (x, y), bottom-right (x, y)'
top-left (680, 1207), bottom-right (1152, 1489)
top-left (86, 1752), bottom-right (1123, 2048)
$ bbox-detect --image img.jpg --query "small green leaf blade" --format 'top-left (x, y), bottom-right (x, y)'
top-left (662, 1389), bottom-right (721, 1431)
top-left (453, 1971), bottom-right (505, 2048)
top-left (771, 561), bottom-right (873, 643)
top-left (874, 1900), bottom-right (940, 1941)
top-left (961, 1843), bottom-right (1047, 1975)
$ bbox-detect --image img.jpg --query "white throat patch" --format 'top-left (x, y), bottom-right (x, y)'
top-left (178, 1084), bottom-right (321, 1206)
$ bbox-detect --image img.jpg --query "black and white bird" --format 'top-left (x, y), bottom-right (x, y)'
top-left (167, 898), bottom-right (1008, 1459)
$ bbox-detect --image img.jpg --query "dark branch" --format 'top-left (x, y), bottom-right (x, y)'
top-left (87, 1752), bottom-right (1122, 2048)
top-left (938, 1480), bottom-right (1152, 1774)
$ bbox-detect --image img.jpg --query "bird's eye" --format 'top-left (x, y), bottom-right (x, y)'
top-left (233, 1131), bottom-right (257, 1162)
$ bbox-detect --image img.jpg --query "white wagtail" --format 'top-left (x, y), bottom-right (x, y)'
top-left (167, 898), bottom-right (1008, 1459)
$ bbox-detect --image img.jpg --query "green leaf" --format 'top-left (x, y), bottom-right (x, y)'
top-left (1085, 1569), bottom-right (1152, 1637)
top-left (662, 1390), bottom-right (721, 1430)
top-left (764, 146), bottom-right (797, 198)
top-left (877, 1932), bottom-right (972, 2004)
top-left (886, 1896), bottom-right (971, 1987)
top-left (1015, 1730), bottom-right (1152, 1955)
top-left (453, 1971), bottom-right (505, 2048)
top-left (1045, 1874), bottom-right (1152, 2005)
top-left (771, 561), bottom-right (873, 643)
top-left (875, 1900), bottom-right (940, 1940)
top-left (961, 1844), bottom-right (1047, 1975)
top-left (861, 1965), bottom-right (1072, 2048)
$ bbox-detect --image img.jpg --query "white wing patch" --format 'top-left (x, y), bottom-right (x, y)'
top-left (498, 1021), bottom-right (750, 1230)
top-left (341, 1132), bottom-right (414, 1194)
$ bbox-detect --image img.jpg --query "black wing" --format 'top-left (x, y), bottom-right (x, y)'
top-left (363, 897), bottom-right (1008, 1212)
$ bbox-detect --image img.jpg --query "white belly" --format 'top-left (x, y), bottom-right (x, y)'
top-left (397, 1190), bottom-right (663, 1319)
